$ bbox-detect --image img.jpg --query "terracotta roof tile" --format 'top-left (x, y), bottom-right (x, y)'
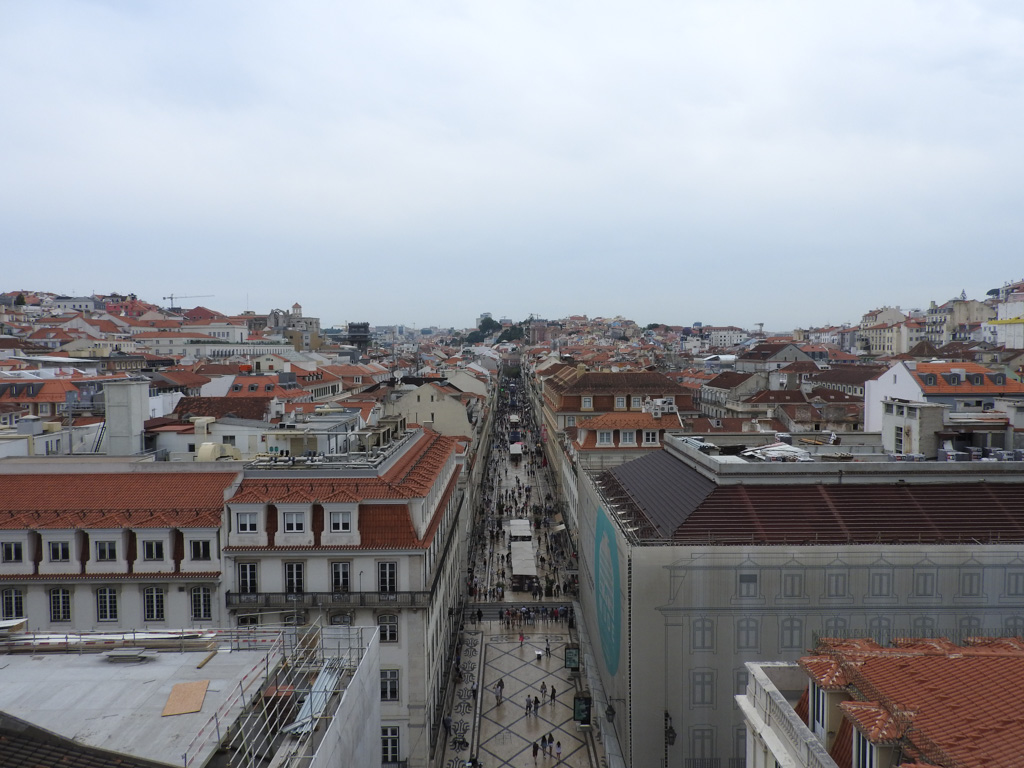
top-left (0, 472), bottom-right (239, 529)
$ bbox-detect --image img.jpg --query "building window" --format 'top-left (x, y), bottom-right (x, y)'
top-left (144, 587), bottom-right (165, 621)
top-left (581, 397), bottom-right (593, 410)
top-left (736, 618), bottom-right (759, 650)
top-left (95, 541), bottom-right (117, 562)
top-left (49, 541), bottom-right (70, 562)
top-left (143, 541), bottom-right (164, 561)
top-left (959, 616), bottom-right (981, 638)
top-left (597, 431), bottom-right (613, 446)
top-left (826, 571), bottom-right (847, 598)
top-left (615, 396), bottom-right (626, 409)
top-left (738, 573), bottom-right (758, 598)
top-left (1006, 616), bottom-right (1024, 634)
top-left (283, 511), bottom-right (305, 532)
top-left (854, 729), bottom-right (877, 768)
top-left (781, 617), bottom-right (804, 649)
top-left (1, 588), bottom-right (24, 619)
top-left (914, 571), bottom-right (935, 597)
top-left (381, 726), bottom-right (400, 763)
top-left (285, 562), bottom-right (305, 593)
top-left (690, 669), bottom-right (715, 706)
top-left (330, 511), bottom-right (352, 532)
top-left (690, 727), bottom-right (715, 759)
top-left (379, 614), bottom-right (399, 642)
top-left (960, 572), bottom-right (982, 597)
top-left (190, 540), bottom-right (212, 561)
top-left (378, 562), bottom-right (397, 593)
top-left (191, 587), bottom-right (212, 620)
top-left (643, 430), bottom-right (658, 445)
top-left (327, 561), bottom-right (351, 593)
top-left (96, 588), bottom-right (118, 621)
top-left (868, 616), bottom-right (892, 644)
top-left (381, 669), bottom-right (400, 701)
top-left (238, 562), bottom-right (258, 593)
top-left (692, 617), bottom-right (714, 650)
top-left (236, 511), bottom-right (257, 533)
top-left (912, 616), bottom-right (935, 637)
top-left (869, 571), bottom-right (892, 597)
top-left (824, 616), bottom-right (848, 636)
top-left (2, 542), bottom-right (23, 563)
top-left (735, 668), bottom-right (749, 698)
top-left (631, 396), bottom-right (642, 408)
top-left (620, 429), bottom-right (636, 445)
top-left (1007, 572), bottom-right (1024, 597)
top-left (565, 416), bottom-right (575, 427)
top-left (49, 588), bottom-right (71, 622)
top-left (893, 425), bottom-right (904, 454)
top-left (782, 572), bottom-right (804, 598)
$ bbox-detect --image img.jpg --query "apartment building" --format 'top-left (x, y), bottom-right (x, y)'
top-left (221, 421), bottom-right (469, 768)
top-left (577, 436), bottom-right (1024, 767)
top-left (0, 463), bottom-right (242, 631)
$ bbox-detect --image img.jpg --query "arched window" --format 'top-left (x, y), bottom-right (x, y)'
top-left (912, 616), bottom-right (935, 638)
top-left (1, 588), bottom-right (24, 619)
top-left (868, 616), bottom-right (892, 644)
top-left (736, 618), bottom-right (759, 650)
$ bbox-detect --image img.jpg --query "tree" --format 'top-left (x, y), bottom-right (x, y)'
top-left (465, 330), bottom-right (486, 344)
top-left (497, 325), bottom-right (524, 342)
top-left (478, 316), bottom-right (501, 334)
top-left (14, 293), bottom-right (25, 306)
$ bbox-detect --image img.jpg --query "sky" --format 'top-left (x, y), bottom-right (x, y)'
top-left (3, 1), bottom-right (1024, 332)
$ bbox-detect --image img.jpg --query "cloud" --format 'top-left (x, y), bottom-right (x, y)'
top-left (2, 1), bottom-right (1024, 327)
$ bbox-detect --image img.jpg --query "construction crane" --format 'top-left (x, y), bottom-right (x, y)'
top-left (163, 293), bottom-right (214, 310)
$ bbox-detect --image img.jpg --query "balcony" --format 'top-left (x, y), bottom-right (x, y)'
top-left (226, 590), bottom-right (431, 609)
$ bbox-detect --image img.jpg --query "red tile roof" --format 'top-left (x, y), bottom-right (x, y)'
top-left (0, 472), bottom-right (240, 529)
top-left (801, 639), bottom-right (1024, 767)
top-left (228, 431), bottom-right (459, 506)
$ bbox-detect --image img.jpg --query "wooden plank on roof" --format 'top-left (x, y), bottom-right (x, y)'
top-left (162, 680), bottom-right (209, 716)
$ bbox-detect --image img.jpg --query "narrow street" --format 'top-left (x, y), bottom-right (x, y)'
top-left (437, 374), bottom-right (595, 768)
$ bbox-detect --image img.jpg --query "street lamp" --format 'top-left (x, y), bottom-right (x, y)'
top-left (606, 697), bottom-right (626, 723)
top-left (664, 711), bottom-right (677, 746)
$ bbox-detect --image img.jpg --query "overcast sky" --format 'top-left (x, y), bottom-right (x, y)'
top-left (3, 1), bottom-right (1024, 332)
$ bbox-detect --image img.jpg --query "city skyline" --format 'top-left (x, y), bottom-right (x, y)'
top-left (3, 2), bottom-right (1024, 329)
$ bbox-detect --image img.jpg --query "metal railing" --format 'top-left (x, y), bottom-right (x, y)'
top-left (226, 590), bottom-right (432, 609)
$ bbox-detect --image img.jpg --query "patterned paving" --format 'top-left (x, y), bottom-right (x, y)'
top-left (441, 629), bottom-right (590, 768)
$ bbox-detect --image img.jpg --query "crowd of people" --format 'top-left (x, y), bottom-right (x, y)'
top-left (467, 374), bottom-right (579, 609)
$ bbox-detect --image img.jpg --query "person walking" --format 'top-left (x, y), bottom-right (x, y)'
top-left (550, 685), bottom-right (556, 704)
top-left (540, 681), bottom-right (547, 699)
top-left (545, 638), bottom-right (551, 657)
top-left (533, 741), bottom-right (539, 764)
top-left (519, 631), bottom-right (525, 647)
top-left (555, 740), bottom-right (562, 763)
top-left (534, 695), bottom-right (540, 713)
top-left (526, 695), bottom-right (533, 716)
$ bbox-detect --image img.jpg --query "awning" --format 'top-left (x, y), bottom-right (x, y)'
top-left (551, 523), bottom-right (566, 532)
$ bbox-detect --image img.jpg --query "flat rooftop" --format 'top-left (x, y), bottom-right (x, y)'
top-left (0, 646), bottom-right (266, 766)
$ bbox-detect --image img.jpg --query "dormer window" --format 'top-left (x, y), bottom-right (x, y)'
top-left (925, 375), bottom-right (936, 386)
top-left (330, 511), bottom-right (352, 532)
top-left (581, 396), bottom-right (593, 410)
top-left (597, 430), bottom-right (613, 446)
top-left (972, 375), bottom-right (984, 385)
top-left (948, 374), bottom-right (960, 385)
